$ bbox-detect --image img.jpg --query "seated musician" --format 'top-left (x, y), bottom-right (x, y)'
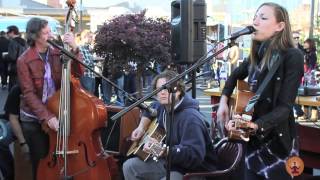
top-left (16, 17), bottom-right (83, 179)
top-left (217, 2), bottom-right (304, 180)
top-left (123, 70), bottom-right (217, 180)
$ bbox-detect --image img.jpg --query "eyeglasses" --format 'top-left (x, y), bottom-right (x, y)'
top-left (293, 37), bottom-right (300, 40)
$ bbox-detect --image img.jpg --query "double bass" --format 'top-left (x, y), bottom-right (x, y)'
top-left (37, 0), bottom-right (117, 179)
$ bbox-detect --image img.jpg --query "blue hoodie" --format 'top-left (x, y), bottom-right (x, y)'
top-left (143, 94), bottom-right (217, 173)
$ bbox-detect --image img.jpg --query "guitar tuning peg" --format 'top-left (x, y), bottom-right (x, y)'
top-left (162, 144), bottom-right (167, 148)
top-left (153, 156), bottom-right (158, 162)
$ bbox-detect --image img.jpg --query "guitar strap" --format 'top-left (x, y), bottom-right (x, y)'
top-left (245, 52), bottom-right (284, 112)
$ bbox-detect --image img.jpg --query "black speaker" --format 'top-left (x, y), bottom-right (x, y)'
top-left (193, 0), bottom-right (207, 61)
top-left (171, 0), bottom-right (194, 64)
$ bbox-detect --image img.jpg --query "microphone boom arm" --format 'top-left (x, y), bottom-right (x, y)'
top-left (111, 39), bottom-right (236, 121)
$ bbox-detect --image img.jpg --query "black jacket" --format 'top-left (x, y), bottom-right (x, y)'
top-left (222, 48), bottom-right (304, 157)
top-left (8, 37), bottom-right (27, 61)
top-left (304, 50), bottom-right (317, 70)
top-left (0, 36), bottom-right (9, 62)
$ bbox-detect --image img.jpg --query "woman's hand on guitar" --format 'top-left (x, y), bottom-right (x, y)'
top-left (225, 114), bottom-right (243, 131)
top-left (226, 116), bottom-right (258, 133)
top-left (226, 120), bottom-right (237, 131)
top-left (131, 127), bottom-right (145, 141)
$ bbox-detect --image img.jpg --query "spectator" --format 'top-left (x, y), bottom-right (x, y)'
top-left (0, 31), bottom-right (9, 89)
top-left (303, 38), bottom-right (317, 72)
top-left (78, 30), bottom-right (96, 94)
top-left (292, 31), bottom-right (303, 52)
top-left (6, 25), bottom-right (27, 91)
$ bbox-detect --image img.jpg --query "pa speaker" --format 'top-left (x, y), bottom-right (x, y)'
top-left (171, 0), bottom-right (194, 64)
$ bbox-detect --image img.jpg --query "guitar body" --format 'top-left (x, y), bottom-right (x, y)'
top-left (228, 80), bottom-right (255, 141)
top-left (235, 80), bottom-right (255, 115)
top-left (127, 120), bottom-right (166, 161)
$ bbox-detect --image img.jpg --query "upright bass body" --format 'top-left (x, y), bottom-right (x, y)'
top-left (37, 78), bottom-right (116, 180)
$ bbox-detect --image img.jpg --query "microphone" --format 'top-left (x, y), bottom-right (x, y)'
top-left (138, 103), bottom-right (157, 117)
top-left (225, 26), bottom-right (256, 41)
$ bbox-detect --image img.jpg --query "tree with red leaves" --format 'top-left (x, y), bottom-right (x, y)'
top-left (94, 10), bottom-right (171, 98)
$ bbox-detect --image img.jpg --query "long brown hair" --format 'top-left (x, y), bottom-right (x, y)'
top-left (250, 2), bottom-right (294, 69)
top-left (151, 70), bottom-right (185, 99)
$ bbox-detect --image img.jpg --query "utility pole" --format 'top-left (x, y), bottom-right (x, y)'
top-left (310, 0), bottom-right (315, 38)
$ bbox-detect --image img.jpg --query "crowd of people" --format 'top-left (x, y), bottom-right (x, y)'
top-left (0, 1), bottom-right (318, 180)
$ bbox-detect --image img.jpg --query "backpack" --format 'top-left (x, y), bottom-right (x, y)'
top-left (7, 38), bottom-right (27, 75)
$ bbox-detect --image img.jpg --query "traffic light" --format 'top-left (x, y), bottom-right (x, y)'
top-left (171, 0), bottom-right (207, 65)
top-left (171, 0), bottom-right (193, 64)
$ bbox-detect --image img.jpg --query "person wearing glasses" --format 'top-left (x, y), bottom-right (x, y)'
top-left (292, 31), bottom-right (303, 52)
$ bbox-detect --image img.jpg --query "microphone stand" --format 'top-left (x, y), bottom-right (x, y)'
top-left (47, 39), bottom-right (154, 113)
top-left (165, 85), bottom-right (176, 180)
top-left (111, 38), bottom-right (237, 179)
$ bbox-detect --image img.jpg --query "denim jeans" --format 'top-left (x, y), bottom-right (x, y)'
top-left (80, 76), bottom-right (96, 94)
top-left (101, 78), bottom-right (112, 104)
top-left (101, 76), bottom-right (124, 106)
top-left (123, 157), bottom-right (205, 180)
top-left (0, 119), bottom-right (16, 180)
top-left (115, 75), bottom-right (124, 105)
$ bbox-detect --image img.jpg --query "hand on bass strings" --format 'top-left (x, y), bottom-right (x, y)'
top-left (63, 32), bottom-right (78, 51)
top-left (42, 117), bottom-right (60, 133)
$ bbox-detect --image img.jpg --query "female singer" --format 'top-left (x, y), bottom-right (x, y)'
top-left (217, 2), bottom-right (304, 179)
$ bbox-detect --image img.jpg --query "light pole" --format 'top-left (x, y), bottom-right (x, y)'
top-left (80, 0), bottom-right (83, 31)
top-left (310, 0), bottom-right (315, 38)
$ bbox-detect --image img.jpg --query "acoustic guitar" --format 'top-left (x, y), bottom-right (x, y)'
top-left (127, 120), bottom-right (166, 161)
top-left (227, 80), bottom-right (256, 141)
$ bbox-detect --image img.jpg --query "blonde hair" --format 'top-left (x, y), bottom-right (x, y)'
top-left (250, 2), bottom-right (294, 69)
top-left (79, 29), bottom-right (92, 45)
